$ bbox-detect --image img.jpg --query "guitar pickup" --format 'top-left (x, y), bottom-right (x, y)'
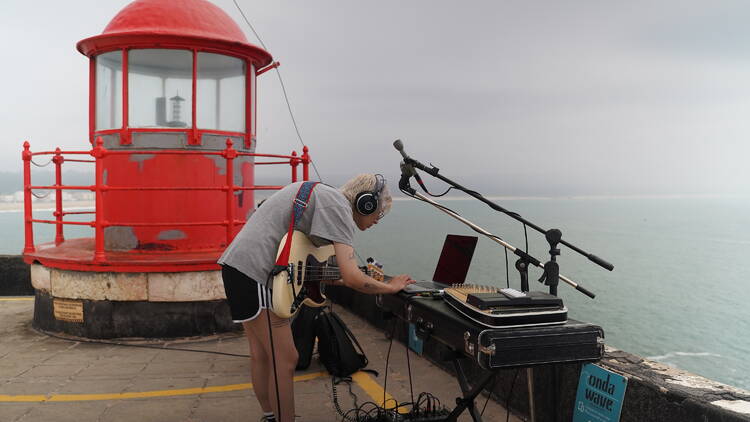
top-left (285, 263), bottom-right (297, 284)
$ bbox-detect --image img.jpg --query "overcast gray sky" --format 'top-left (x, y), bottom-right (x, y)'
top-left (2, 0), bottom-right (749, 196)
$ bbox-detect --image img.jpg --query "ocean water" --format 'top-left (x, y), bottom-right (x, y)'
top-left (2, 197), bottom-right (749, 391)
top-left (1, 206), bottom-right (94, 254)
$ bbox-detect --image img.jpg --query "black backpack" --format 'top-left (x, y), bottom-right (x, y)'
top-left (291, 304), bottom-right (323, 370)
top-left (315, 308), bottom-right (369, 377)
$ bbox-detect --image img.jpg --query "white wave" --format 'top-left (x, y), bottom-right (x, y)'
top-left (648, 351), bottom-right (722, 361)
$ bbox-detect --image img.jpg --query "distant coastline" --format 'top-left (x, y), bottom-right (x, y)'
top-left (0, 201), bottom-right (94, 213)
top-left (1, 193), bottom-right (747, 213)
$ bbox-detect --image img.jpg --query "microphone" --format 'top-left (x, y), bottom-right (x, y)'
top-left (393, 139), bottom-right (428, 193)
top-left (394, 139), bottom-right (409, 161)
top-left (394, 140), bottom-right (416, 193)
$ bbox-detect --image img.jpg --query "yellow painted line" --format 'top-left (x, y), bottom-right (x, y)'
top-left (0, 297), bottom-right (34, 301)
top-left (0, 371), bottom-right (327, 403)
top-left (0, 395), bottom-right (47, 402)
top-left (351, 371), bottom-right (407, 413)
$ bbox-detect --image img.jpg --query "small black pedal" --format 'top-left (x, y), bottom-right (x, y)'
top-left (467, 290), bottom-right (563, 309)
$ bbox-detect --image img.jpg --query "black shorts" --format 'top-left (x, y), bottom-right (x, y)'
top-left (221, 265), bottom-right (272, 322)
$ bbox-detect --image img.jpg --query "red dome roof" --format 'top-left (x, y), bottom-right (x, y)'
top-left (77, 0), bottom-right (272, 66)
top-left (102, 0), bottom-right (248, 44)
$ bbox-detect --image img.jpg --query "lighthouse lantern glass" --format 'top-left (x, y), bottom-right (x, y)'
top-left (128, 49), bottom-right (193, 128)
top-left (197, 53), bottom-right (245, 132)
top-left (95, 51), bottom-right (123, 130)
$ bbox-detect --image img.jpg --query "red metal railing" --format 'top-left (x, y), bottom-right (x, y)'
top-left (22, 137), bottom-right (310, 262)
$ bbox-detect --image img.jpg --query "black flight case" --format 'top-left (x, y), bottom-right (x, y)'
top-left (377, 292), bottom-right (604, 369)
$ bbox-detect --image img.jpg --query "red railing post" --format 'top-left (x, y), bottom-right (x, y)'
top-left (290, 150), bottom-right (299, 182)
top-left (53, 148), bottom-right (65, 246)
top-left (224, 138), bottom-right (237, 244)
top-left (91, 137), bottom-right (107, 263)
top-left (22, 141), bottom-right (35, 254)
top-left (301, 146), bottom-right (310, 181)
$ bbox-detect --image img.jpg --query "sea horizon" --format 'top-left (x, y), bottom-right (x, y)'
top-left (2, 191), bottom-right (748, 213)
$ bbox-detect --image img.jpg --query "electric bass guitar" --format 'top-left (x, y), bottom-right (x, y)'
top-left (270, 230), bottom-right (384, 319)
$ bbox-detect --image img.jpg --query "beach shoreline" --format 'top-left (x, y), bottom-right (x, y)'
top-left (0, 200), bottom-right (94, 212)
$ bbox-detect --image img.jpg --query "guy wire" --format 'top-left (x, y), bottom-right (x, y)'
top-left (232, 0), bottom-right (324, 183)
top-left (234, 1), bottom-right (396, 270)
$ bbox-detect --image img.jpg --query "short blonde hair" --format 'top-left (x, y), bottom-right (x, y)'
top-left (339, 173), bottom-right (392, 216)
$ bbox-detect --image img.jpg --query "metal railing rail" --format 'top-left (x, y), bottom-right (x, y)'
top-left (22, 137), bottom-right (310, 262)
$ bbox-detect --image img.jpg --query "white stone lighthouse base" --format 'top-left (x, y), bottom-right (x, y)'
top-left (30, 264), bottom-right (237, 339)
top-left (30, 264), bottom-right (226, 302)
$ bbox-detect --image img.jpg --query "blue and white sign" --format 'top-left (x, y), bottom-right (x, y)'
top-left (573, 363), bottom-right (628, 422)
top-left (408, 323), bottom-right (423, 355)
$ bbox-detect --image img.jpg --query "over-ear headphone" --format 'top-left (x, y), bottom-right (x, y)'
top-left (355, 174), bottom-right (385, 216)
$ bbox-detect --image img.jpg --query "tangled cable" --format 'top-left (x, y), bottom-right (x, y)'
top-left (331, 319), bottom-right (450, 422)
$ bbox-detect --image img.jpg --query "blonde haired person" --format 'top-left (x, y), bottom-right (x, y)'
top-left (218, 173), bottom-right (414, 422)
top-left (340, 173), bottom-right (393, 214)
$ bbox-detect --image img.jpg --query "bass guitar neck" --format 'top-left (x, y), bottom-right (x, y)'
top-left (270, 230), bottom-right (383, 318)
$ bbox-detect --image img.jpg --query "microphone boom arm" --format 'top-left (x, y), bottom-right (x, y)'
top-left (403, 157), bottom-right (614, 272)
top-left (410, 191), bottom-right (596, 299)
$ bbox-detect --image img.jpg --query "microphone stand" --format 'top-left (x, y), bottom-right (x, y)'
top-left (394, 139), bottom-right (609, 299)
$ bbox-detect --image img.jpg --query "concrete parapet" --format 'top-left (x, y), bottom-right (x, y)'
top-left (600, 347), bottom-right (750, 421)
top-left (0, 255), bottom-right (33, 295)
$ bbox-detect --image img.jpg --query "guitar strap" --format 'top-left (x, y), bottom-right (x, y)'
top-left (271, 181), bottom-right (319, 275)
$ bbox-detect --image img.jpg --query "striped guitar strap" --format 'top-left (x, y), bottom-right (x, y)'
top-left (271, 181), bottom-right (319, 276)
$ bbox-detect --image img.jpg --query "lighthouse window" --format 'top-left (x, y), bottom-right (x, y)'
top-left (95, 52), bottom-right (123, 130)
top-left (128, 49), bottom-right (193, 128)
top-left (197, 53), bottom-right (245, 132)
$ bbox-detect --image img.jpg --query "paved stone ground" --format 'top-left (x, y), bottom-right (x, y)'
top-left (0, 297), bottom-right (522, 422)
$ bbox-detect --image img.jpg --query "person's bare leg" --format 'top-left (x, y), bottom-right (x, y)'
top-left (243, 320), bottom-right (273, 414)
top-left (246, 309), bottom-right (299, 422)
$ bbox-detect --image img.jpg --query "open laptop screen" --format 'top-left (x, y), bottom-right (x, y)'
top-left (432, 234), bottom-right (478, 285)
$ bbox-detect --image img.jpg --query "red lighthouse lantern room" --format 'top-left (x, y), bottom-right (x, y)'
top-left (22, 0), bottom-right (309, 338)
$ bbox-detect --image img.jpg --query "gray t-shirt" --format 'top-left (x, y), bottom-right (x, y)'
top-left (218, 182), bottom-right (356, 285)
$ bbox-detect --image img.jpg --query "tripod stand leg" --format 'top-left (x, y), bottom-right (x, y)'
top-left (527, 367), bottom-right (536, 422)
top-left (446, 358), bottom-right (497, 422)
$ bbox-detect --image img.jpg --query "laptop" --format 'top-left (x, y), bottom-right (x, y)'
top-left (403, 234), bottom-right (478, 294)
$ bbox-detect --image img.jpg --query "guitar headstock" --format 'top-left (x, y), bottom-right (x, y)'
top-left (365, 257), bottom-right (385, 282)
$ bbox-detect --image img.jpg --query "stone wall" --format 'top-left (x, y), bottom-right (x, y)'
top-left (0, 255), bottom-right (33, 295)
